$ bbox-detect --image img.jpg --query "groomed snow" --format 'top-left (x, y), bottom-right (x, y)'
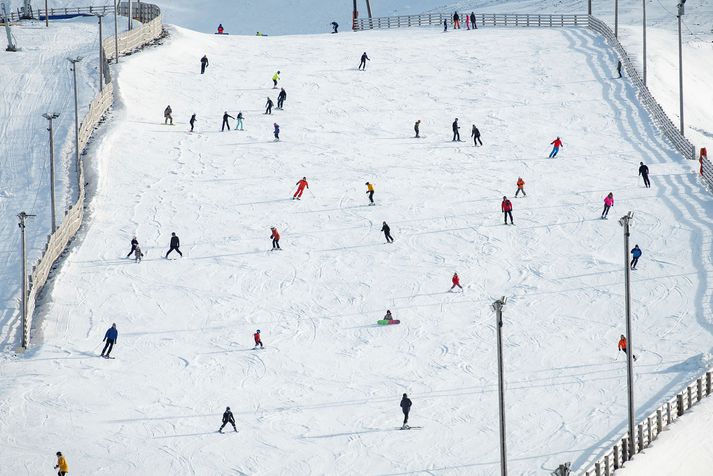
top-left (1, 25), bottom-right (713, 475)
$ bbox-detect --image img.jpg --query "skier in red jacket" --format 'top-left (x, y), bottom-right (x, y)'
top-left (501, 196), bottom-right (514, 225)
top-left (270, 227), bottom-right (280, 250)
top-left (293, 177), bottom-right (309, 200)
top-left (254, 330), bottom-right (263, 349)
top-left (450, 272), bottom-right (463, 291)
top-left (548, 137), bottom-right (563, 158)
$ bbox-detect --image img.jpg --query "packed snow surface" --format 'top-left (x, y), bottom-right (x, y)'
top-left (2, 24), bottom-right (713, 475)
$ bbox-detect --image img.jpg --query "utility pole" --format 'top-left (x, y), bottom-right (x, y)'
top-left (677, 0), bottom-right (686, 135)
top-left (618, 212), bottom-right (636, 459)
top-left (352, 0), bottom-right (358, 30)
top-left (42, 113), bottom-right (60, 232)
top-left (615, 0), bottom-right (619, 37)
top-left (492, 297), bottom-right (508, 476)
top-left (588, 0), bottom-right (591, 15)
top-left (68, 57), bottom-right (82, 180)
top-left (642, 0), bottom-right (647, 85)
top-left (17, 211), bottom-right (36, 349)
top-left (95, 13), bottom-right (106, 91)
top-left (365, 0), bottom-right (372, 18)
top-left (43, 0), bottom-right (47, 26)
top-left (113, 0), bottom-right (119, 62)
top-left (128, 0), bottom-right (132, 30)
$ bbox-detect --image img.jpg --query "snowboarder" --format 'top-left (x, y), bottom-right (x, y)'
top-left (470, 12), bottom-right (477, 29)
top-left (400, 393), bottom-right (412, 429)
top-left (453, 11), bottom-right (460, 29)
top-left (270, 227), bottom-right (280, 249)
top-left (200, 55), bottom-right (209, 74)
top-left (54, 451), bottom-right (69, 476)
top-left (452, 118), bottom-right (461, 142)
top-left (548, 137), bottom-right (563, 158)
top-left (471, 124), bottom-right (482, 146)
top-left (414, 120), bottom-right (421, 138)
top-left (639, 162), bottom-right (650, 188)
top-left (133, 244), bottom-right (144, 263)
top-left (217, 24), bottom-right (224, 34)
top-left (601, 192), bottom-right (614, 219)
top-left (630, 245), bottom-right (642, 270)
top-left (384, 310), bottom-right (394, 321)
top-left (450, 272), bottom-right (463, 291)
top-left (358, 52), bottom-right (370, 70)
top-left (126, 236), bottom-right (139, 258)
top-left (189, 113), bottom-right (197, 132)
top-left (219, 406), bottom-right (238, 432)
top-left (616, 60), bottom-right (622, 78)
top-left (165, 232), bottom-right (183, 258)
top-left (277, 88), bottom-right (287, 109)
top-left (366, 182), bottom-right (375, 205)
top-left (293, 177), bottom-right (309, 200)
top-left (273, 123), bottom-right (280, 141)
top-left (265, 97), bottom-right (274, 115)
top-left (272, 70), bottom-right (280, 88)
top-left (221, 111), bottom-right (234, 131)
top-left (101, 323), bottom-right (118, 358)
top-left (443, 18), bottom-right (448, 32)
top-left (236, 112), bottom-right (244, 130)
top-left (618, 335), bottom-right (637, 361)
top-left (501, 196), bottom-right (514, 225)
top-left (254, 329), bottom-right (264, 348)
top-left (381, 221), bottom-right (394, 243)
top-left (515, 177), bottom-right (526, 197)
top-left (331, 21), bottom-right (339, 33)
top-left (164, 105), bottom-right (173, 125)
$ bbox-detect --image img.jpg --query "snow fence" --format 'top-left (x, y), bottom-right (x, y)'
top-left (20, 2), bottom-right (163, 349)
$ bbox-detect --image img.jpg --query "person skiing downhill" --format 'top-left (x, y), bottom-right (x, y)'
top-left (270, 227), bottom-right (280, 249)
top-left (358, 52), bottom-right (370, 70)
top-left (471, 124), bottom-right (482, 146)
top-left (366, 182), bottom-right (375, 205)
top-left (221, 111), bottom-right (234, 131)
top-left (254, 330), bottom-right (264, 348)
top-left (414, 120), bottom-right (421, 138)
top-left (331, 21), bottom-right (339, 33)
top-left (450, 272), bottom-right (463, 291)
top-left (381, 221), bottom-right (394, 243)
top-left (219, 407), bottom-right (238, 433)
top-left (515, 177), bottom-right (526, 197)
top-left (400, 393), bottom-right (412, 429)
top-left (470, 12), bottom-right (477, 29)
top-left (501, 196), bottom-right (514, 225)
top-left (273, 123), bottom-right (280, 141)
top-left (126, 236), bottom-right (139, 258)
top-left (277, 88), bottom-right (287, 109)
top-left (101, 323), bottom-right (118, 358)
top-left (55, 451), bottom-right (69, 476)
top-left (165, 232), bottom-right (182, 258)
top-left (272, 70), bottom-right (281, 88)
top-left (189, 113), bottom-right (197, 132)
top-left (452, 118), bottom-right (461, 142)
top-left (630, 245), bottom-right (642, 270)
top-left (293, 177), bottom-right (309, 200)
top-left (639, 162), bottom-right (651, 188)
top-left (200, 55), bottom-right (209, 74)
top-left (236, 112), bottom-right (244, 130)
top-left (601, 193), bottom-right (614, 219)
top-left (549, 137), bottom-right (563, 158)
top-left (265, 97), bottom-right (274, 115)
top-left (164, 105), bottom-right (173, 125)
top-left (133, 244), bottom-right (144, 263)
top-left (617, 60), bottom-right (622, 78)
top-left (618, 334), bottom-right (637, 361)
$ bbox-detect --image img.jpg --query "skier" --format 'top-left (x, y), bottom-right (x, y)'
top-left (54, 451), bottom-right (69, 476)
top-left (548, 136), bottom-right (563, 158)
top-left (273, 123), bottom-right (280, 141)
top-left (270, 227), bottom-right (280, 249)
top-left (254, 329), bottom-right (264, 348)
top-left (293, 177), bottom-right (309, 200)
top-left (501, 196), bottom-right (514, 225)
top-left (381, 221), bottom-right (394, 243)
top-left (272, 70), bottom-right (280, 88)
top-left (236, 111), bottom-right (244, 130)
top-left (471, 124), bottom-right (482, 146)
top-left (133, 244), bottom-right (144, 263)
top-left (126, 236), bottom-right (139, 258)
top-left (165, 232), bottom-right (183, 258)
top-left (515, 177), bottom-right (526, 197)
top-left (443, 18), bottom-right (448, 32)
top-left (617, 60), bottom-right (622, 78)
top-left (618, 335), bottom-right (637, 361)
top-left (470, 12), bottom-right (477, 29)
top-left (400, 393), bottom-right (412, 429)
top-left (100, 323), bottom-right (118, 358)
top-left (265, 97), bottom-right (274, 115)
top-left (453, 11), bottom-right (460, 29)
top-left (200, 54), bottom-right (209, 74)
top-left (164, 105), bottom-right (173, 125)
top-left (639, 161), bottom-right (650, 188)
top-left (465, 12), bottom-right (470, 30)
top-left (358, 52), bottom-right (370, 70)
top-left (277, 88), bottom-right (287, 109)
top-left (365, 182), bottom-right (375, 205)
top-left (331, 21), bottom-right (339, 33)
top-left (450, 272), bottom-right (463, 291)
top-left (217, 24), bottom-right (224, 34)
top-left (189, 113), bottom-right (197, 132)
top-left (452, 118), bottom-right (461, 142)
top-left (384, 310), bottom-right (394, 321)
top-left (601, 192), bottom-right (614, 219)
top-left (221, 111), bottom-right (234, 131)
top-left (630, 245), bottom-right (642, 270)
top-left (414, 120), bottom-right (421, 138)
top-left (218, 406), bottom-right (238, 433)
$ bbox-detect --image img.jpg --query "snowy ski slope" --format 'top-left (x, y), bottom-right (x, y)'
top-left (2, 25), bottom-right (713, 475)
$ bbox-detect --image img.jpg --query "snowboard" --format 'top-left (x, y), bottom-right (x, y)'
top-left (377, 319), bottom-right (400, 326)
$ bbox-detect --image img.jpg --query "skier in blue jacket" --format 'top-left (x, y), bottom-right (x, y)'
top-left (630, 245), bottom-right (642, 270)
top-left (101, 323), bottom-right (118, 358)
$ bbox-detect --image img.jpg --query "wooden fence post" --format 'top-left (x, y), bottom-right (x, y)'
top-left (622, 437), bottom-right (629, 462)
top-left (688, 386), bottom-right (693, 408)
top-left (637, 423), bottom-right (644, 453)
top-left (595, 461), bottom-right (601, 476)
top-left (707, 371), bottom-right (712, 395)
top-left (604, 455), bottom-right (610, 476)
top-left (647, 416), bottom-right (652, 447)
top-left (656, 409), bottom-right (663, 433)
top-left (697, 378), bottom-right (703, 402)
top-left (677, 394), bottom-right (685, 416)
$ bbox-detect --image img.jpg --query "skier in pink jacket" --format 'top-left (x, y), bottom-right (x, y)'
top-left (601, 192), bottom-right (614, 219)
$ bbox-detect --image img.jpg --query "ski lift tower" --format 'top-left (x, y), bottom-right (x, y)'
top-left (1, 2), bottom-right (18, 51)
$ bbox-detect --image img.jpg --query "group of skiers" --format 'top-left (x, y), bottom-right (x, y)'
top-left (449, 118), bottom-right (482, 146)
top-left (446, 11), bottom-right (479, 31)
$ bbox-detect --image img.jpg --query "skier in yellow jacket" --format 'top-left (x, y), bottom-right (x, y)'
top-left (365, 182), bottom-right (375, 205)
top-left (272, 70), bottom-right (280, 88)
top-left (55, 451), bottom-right (69, 475)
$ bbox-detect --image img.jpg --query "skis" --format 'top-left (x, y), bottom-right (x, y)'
top-left (398, 426), bottom-right (422, 430)
top-left (101, 355), bottom-right (115, 359)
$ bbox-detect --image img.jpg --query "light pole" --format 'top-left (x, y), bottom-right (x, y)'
top-left (113, 0), bottom-right (119, 62)
top-left (128, 0), bottom-right (133, 31)
top-left (614, 0), bottom-right (619, 37)
top-left (17, 211), bottom-right (35, 349)
top-left (642, 0), bottom-right (647, 85)
top-left (492, 297), bottom-right (508, 476)
top-left (588, 0), bottom-right (591, 15)
top-left (42, 112), bottom-right (60, 233)
top-left (677, 0), bottom-right (686, 135)
top-left (43, 0), bottom-right (48, 27)
top-left (618, 212), bottom-right (636, 460)
top-left (95, 13), bottom-right (106, 91)
top-left (68, 57), bottom-right (82, 182)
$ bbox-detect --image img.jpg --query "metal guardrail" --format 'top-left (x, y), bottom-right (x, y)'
top-left (353, 13), bottom-right (587, 30)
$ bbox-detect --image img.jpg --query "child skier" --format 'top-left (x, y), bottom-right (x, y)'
top-left (134, 245), bottom-right (144, 263)
top-left (601, 193), bottom-right (614, 219)
top-left (450, 272), bottom-right (463, 291)
top-left (254, 330), bottom-right (264, 348)
top-left (293, 177), bottom-right (309, 200)
top-left (366, 182), bottom-right (375, 205)
top-left (219, 406), bottom-right (237, 432)
top-left (270, 227), bottom-right (280, 249)
top-left (548, 137), bottom-right (563, 158)
top-left (630, 245), bottom-right (642, 270)
top-left (273, 123), bottom-right (280, 141)
top-left (236, 112), bottom-right (244, 130)
top-left (515, 177), bottom-right (526, 197)
top-left (501, 196), bottom-right (514, 225)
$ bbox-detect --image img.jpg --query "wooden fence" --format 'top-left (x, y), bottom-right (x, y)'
top-left (353, 13), bottom-right (588, 31)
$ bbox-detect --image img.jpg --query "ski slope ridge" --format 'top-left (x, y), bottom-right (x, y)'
top-left (1, 25), bottom-right (713, 475)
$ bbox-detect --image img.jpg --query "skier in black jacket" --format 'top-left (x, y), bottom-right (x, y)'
top-left (277, 88), bottom-right (287, 109)
top-left (221, 111), bottom-right (234, 131)
top-left (358, 52), bottom-right (370, 70)
top-left (381, 221), bottom-right (394, 243)
top-left (126, 237), bottom-right (138, 258)
top-left (165, 232), bottom-right (182, 258)
top-left (219, 407), bottom-right (237, 433)
top-left (189, 113), bottom-right (197, 132)
top-left (265, 97), bottom-right (274, 115)
top-left (400, 393), bottom-right (412, 429)
top-left (471, 124), bottom-right (482, 146)
top-left (452, 118), bottom-right (461, 142)
top-left (200, 55), bottom-right (209, 74)
top-left (638, 162), bottom-right (650, 188)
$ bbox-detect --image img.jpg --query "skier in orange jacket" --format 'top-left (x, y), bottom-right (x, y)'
top-left (515, 177), bottom-right (526, 197)
top-left (618, 335), bottom-right (637, 361)
top-left (270, 227), bottom-right (280, 250)
top-left (293, 177), bottom-right (309, 200)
